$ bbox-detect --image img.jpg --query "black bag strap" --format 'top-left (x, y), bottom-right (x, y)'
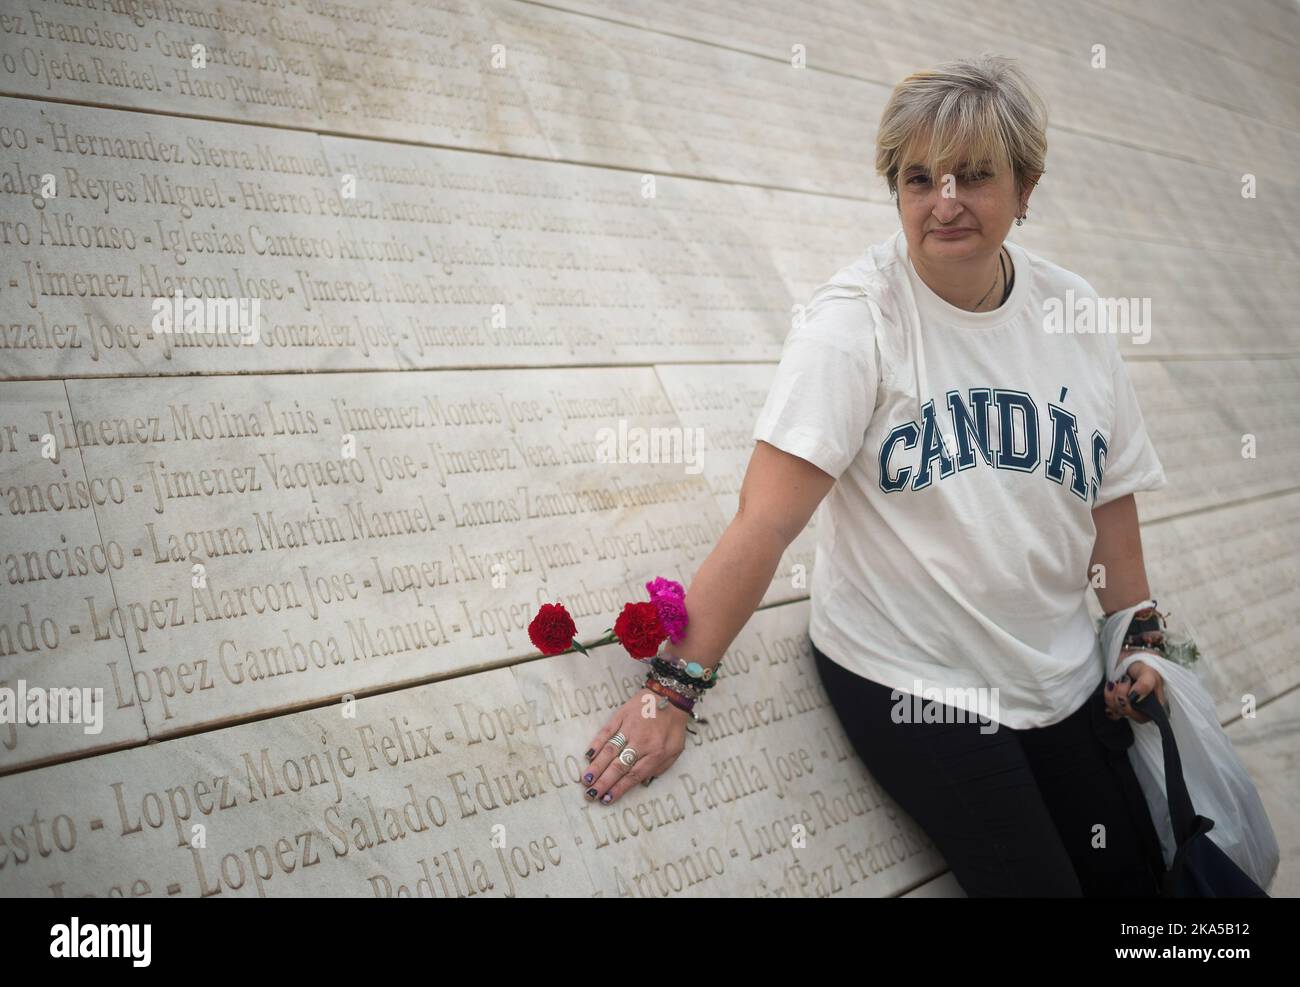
top-left (1131, 690), bottom-right (1211, 845)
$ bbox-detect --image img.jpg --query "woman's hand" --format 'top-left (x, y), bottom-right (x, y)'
top-left (1105, 652), bottom-right (1167, 723)
top-left (579, 688), bottom-right (691, 805)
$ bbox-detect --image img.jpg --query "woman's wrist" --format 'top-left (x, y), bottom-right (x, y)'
top-left (658, 644), bottom-right (721, 679)
top-left (642, 676), bottom-right (699, 717)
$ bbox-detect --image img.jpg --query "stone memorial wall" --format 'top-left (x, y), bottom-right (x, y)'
top-left (1, 0), bottom-right (1297, 897)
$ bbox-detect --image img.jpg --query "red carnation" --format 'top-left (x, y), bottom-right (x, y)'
top-left (529, 603), bottom-right (578, 656)
top-left (613, 601), bottom-right (666, 660)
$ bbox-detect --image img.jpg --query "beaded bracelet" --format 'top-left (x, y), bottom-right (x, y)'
top-left (644, 676), bottom-right (699, 717)
top-left (651, 657), bottom-right (718, 691)
top-left (648, 669), bottom-right (705, 700)
top-left (655, 650), bottom-right (719, 683)
top-left (1124, 602), bottom-right (1169, 655)
top-left (649, 674), bottom-right (704, 706)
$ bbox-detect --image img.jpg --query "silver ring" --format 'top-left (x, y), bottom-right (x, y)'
top-left (618, 747), bottom-right (637, 768)
top-left (606, 732), bottom-right (627, 750)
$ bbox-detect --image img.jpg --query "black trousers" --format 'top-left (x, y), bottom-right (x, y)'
top-left (812, 640), bottom-right (1167, 896)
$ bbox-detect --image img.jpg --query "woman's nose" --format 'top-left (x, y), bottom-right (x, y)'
top-left (931, 194), bottom-right (965, 223)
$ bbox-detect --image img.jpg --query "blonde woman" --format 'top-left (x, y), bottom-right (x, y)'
top-left (579, 54), bottom-right (1169, 897)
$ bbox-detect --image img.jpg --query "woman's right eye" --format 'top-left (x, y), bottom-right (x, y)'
top-left (907, 174), bottom-right (929, 185)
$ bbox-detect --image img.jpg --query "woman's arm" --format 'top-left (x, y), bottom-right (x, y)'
top-left (1089, 492), bottom-right (1167, 718)
top-left (660, 439), bottom-right (837, 672)
top-left (1088, 493), bottom-right (1153, 615)
top-left (578, 440), bottom-right (837, 805)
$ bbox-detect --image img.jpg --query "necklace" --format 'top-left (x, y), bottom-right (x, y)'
top-left (972, 247), bottom-right (1010, 310)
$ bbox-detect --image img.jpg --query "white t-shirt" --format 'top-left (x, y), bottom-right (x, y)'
top-left (752, 228), bottom-right (1167, 729)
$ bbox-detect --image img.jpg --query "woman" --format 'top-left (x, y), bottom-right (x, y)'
top-left (578, 54), bottom-right (1171, 897)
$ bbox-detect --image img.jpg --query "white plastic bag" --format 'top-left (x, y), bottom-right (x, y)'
top-left (1101, 599), bottom-right (1279, 892)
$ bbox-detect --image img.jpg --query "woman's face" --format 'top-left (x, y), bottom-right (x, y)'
top-left (896, 153), bottom-right (1032, 266)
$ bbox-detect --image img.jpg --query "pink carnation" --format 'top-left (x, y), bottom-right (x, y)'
top-left (645, 577), bottom-right (685, 602)
top-left (653, 595), bottom-right (689, 644)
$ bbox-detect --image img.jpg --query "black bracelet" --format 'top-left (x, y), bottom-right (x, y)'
top-left (1123, 602), bottom-right (1168, 653)
top-left (651, 657), bottom-right (718, 690)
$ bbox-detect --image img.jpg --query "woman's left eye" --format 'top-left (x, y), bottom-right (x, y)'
top-left (963, 171), bottom-right (991, 182)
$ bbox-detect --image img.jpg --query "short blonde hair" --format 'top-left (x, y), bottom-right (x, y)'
top-left (875, 53), bottom-right (1048, 200)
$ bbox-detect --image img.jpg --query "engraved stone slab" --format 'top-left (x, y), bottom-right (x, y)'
top-left (1033, 129), bottom-right (1299, 258)
top-left (655, 362), bottom-right (818, 607)
top-left (0, 380), bottom-right (148, 773)
top-left (941, 0), bottom-right (1300, 130)
top-left (999, 49), bottom-right (1295, 183)
top-left (1132, 0), bottom-right (1300, 81)
top-left (0, 0), bottom-right (333, 129)
top-left (1122, 357), bottom-right (1300, 521)
top-left (1020, 226), bottom-right (1300, 355)
top-left (726, 185), bottom-right (878, 292)
top-left (317, 136), bottom-right (793, 369)
top-left (0, 96), bottom-right (404, 378)
top-left (511, 599), bottom-right (947, 897)
top-left (0, 0), bottom-right (877, 195)
top-left (0, 667), bottom-right (598, 897)
top-left (469, 0), bottom-right (878, 195)
top-left (64, 366), bottom-right (727, 738)
top-left (5, 95), bottom-right (1285, 383)
top-left (539, 0), bottom-right (1300, 180)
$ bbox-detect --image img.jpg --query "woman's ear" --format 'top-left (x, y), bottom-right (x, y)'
top-left (1020, 171), bottom-right (1042, 210)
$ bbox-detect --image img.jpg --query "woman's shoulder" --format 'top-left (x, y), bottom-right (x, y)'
top-left (816, 232), bottom-right (902, 296)
top-left (1013, 241), bottom-right (1123, 368)
top-left (1011, 240), bottom-right (1100, 301)
top-left (791, 239), bottom-right (898, 348)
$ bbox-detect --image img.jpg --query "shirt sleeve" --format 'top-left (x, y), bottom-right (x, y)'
top-left (751, 278), bottom-right (879, 480)
top-left (1094, 334), bottom-right (1167, 508)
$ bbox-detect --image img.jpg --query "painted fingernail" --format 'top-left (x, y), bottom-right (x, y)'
top-left (585, 788), bottom-right (598, 799)
top-left (584, 748), bottom-right (595, 759)
top-left (601, 793), bottom-right (613, 804)
top-left (1131, 692), bottom-right (1143, 704)
top-left (1106, 682), bottom-right (1114, 692)
top-left (583, 772), bottom-right (593, 783)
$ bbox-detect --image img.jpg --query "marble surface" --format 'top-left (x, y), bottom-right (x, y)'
top-left (0, 96), bottom-right (407, 378)
top-left (0, 665), bottom-right (599, 897)
top-left (2, 0), bottom-right (1294, 254)
top-left (0, 381), bottom-right (149, 772)
top-left (316, 135), bottom-right (797, 369)
top-left (0, 599), bottom-right (946, 897)
top-left (60, 366), bottom-right (727, 738)
top-left (0, 0), bottom-right (1295, 898)
top-left (537, 0), bottom-right (1300, 181)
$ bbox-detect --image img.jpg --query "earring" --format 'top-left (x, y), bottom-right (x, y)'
top-left (1016, 215), bottom-right (1024, 226)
